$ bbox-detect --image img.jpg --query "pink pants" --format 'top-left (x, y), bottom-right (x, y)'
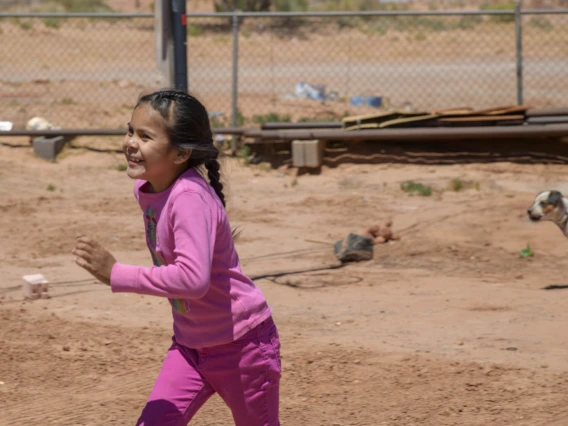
top-left (136, 317), bottom-right (281, 426)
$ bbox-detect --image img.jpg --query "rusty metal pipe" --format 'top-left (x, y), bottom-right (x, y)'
top-left (245, 124), bottom-right (568, 143)
top-left (261, 122), bottom-right (342, 130)
top-left (0, 127), bottom-right (251, 137)
top-left (525, 108), bottom-right (568, 117)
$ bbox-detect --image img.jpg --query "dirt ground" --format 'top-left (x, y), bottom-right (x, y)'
top-left (3, 138), bottom-right (568, 425)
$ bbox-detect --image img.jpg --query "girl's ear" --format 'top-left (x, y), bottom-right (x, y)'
top-left (174, 149), bottom-right (192, 165)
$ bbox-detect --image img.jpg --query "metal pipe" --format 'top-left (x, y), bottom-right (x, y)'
top-left (526, 107), bottom-right (568, 117)
top-left (0, 12), bottom-right (153, 18)
top-left (527, 117), bottom-right (568, 125)
top-left (230, 13), bottom-right (241, 155)
top-left (183, 10), bottom-right (519, 18)
top-left (521, 9), bottom-right (568, 15)
top-left (515, 1), bottom-right (523, 106)
top-left (0, 127), bottom-right (251, 137)
top-left (1, 9), bottom-right (566, 19)
top-left (245, 124), bottom-right (568, 142)
top-left (261, 122), bottom-right (342, 130)
top-left (172, 0), bottom-right (188, 92)
top-left (231, 14), bottom-right (240, 129)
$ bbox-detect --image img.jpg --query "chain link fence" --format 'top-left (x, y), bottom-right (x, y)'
top-left (0, 14), bottom-right (158, 129)
top-left (0, 9), bottom-right (567, 129)
top-left (189, 10), bottom-right (568, 127)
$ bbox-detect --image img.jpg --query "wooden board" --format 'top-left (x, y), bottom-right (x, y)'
top-left (342, 110), bottom-right (427, 130)
top-left (343, 105), bottom-right (531, 131)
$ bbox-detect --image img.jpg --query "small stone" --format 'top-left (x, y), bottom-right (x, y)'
top-left (62, 346), bottom-right (70, 352)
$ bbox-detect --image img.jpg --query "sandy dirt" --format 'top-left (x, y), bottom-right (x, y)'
top-left (2, 139), bottom-right (568, 425)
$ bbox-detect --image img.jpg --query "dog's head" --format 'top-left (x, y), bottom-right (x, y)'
top-left (527, 190), bottom-right (565, 222)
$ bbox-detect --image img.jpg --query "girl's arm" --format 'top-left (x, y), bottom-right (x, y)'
top-left (110, 191), bottom-right (216, 299)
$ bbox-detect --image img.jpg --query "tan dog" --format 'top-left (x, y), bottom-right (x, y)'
top-left (527, 190), bottom-right (568, 237)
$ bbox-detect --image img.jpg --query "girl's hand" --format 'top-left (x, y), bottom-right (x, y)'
top-left (73, 236), bottom-right (117, 286)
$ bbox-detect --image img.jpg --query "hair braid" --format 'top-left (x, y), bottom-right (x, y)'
top-left (205, 156), bottom-right (225, 208)
top-left (137, 89), bottom-right (242, 240)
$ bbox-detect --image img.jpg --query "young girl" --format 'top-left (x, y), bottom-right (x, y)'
top-left (73, 89), bottom-right (281, 426)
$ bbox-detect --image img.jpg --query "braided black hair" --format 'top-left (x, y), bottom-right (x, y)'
top-left (136, 89), bottom-right (227, 208)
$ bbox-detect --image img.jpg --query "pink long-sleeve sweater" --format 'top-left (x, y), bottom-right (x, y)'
top-left (110, 168), bottom-right (272, 349)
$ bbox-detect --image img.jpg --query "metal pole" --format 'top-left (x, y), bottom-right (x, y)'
top-left (230, 13), bottom-right (240, 155)
top-left (172, 0), bottom-right (188, 91)
top-left (231, 13), bottom-right (240, 128)
top-left (515, 1), bottom-right (523, 106)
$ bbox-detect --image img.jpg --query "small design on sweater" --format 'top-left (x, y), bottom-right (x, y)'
top-left (145, 206), bottom-right (189, 315)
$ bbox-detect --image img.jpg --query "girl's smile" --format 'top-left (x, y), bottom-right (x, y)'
top-left (122, 104), bottom-right (189, 193)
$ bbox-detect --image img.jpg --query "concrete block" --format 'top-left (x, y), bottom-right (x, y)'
top-left (32, 135), bottom-right (69, 160)
top-left (291, 139), bottom-right (325, 168)
top-left (22, 274), bottom-right (50, 300)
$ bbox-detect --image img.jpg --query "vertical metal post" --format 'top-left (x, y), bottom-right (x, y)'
top-left (231, 13), bottom-right (240, 128)
top-left (230, 13), bottom-right (240, 155)
top-left (515, 1), bottom-right (523, 106)
top-left (172, 0), bottom-right (188, 91)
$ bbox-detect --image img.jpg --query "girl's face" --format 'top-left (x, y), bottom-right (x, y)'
top-left (123, 104), bottom-right (189, 193)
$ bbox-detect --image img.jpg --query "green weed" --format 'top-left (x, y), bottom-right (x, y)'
top-left (187, 23), bottom-right (203, 37)
top-left (252, 113), bottom-right (291, 125)
top-left (519, 244), bottom-right (534, 258)
top-left (401, 180), bottom-right (432, 196)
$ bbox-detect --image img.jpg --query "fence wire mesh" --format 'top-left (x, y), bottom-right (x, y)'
top-left (522, 13), bottom-right (568, 107)
top-left (0, 11), bottom-right (567, 130)
top-left (0, 16), bottom-right (158, 129)
top-left (177, 11), bottom-right (568, 126)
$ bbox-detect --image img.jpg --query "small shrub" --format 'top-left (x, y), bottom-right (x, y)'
top-left (457, 15), bottom-right (483, 30)
top-left (116, 164), bottom-right (127, 171)
top-left (529, 16), bottom-right (553, 32)
top-left (273, 0), bottom-right (309, 12)
top-left (252, 113), bottom-right (291, 125)
top-left (61, 97), bottom-right (74, 105)
top-left (20, 21), bottom-right (33, 31)
top-left (237, 145), bottom-right (252, 164)
top-left (519, 244), bottom-right (534, 258)
top-left (46, 184), bottom-right (56, 191)
top-left (187, 23), bottom-right (203, 37)
top-left (43, 18), bottom-right (60, 29)
top-left (451, 178), bottom-right (464, 192)
top-left (481, 2), bottom-right (515, 24)
top-left (58, 0), bottom-right (114, 13)
top-left (401, 180), bottom-right (432, 196)
top-left (235, 109), bottom-right (246, 127)
top-left (209, 114), bottom-right (227, 129)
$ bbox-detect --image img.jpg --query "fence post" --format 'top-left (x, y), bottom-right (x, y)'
top-left (230, 12), bottom-right (240, 154)
top-left (171, 0), bottom-right (188, 91)
top-left (515, 1), bottom-right (523, 106)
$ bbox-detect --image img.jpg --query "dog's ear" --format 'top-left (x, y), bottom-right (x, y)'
top-left (547, 190), bottom-right (563, 206)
